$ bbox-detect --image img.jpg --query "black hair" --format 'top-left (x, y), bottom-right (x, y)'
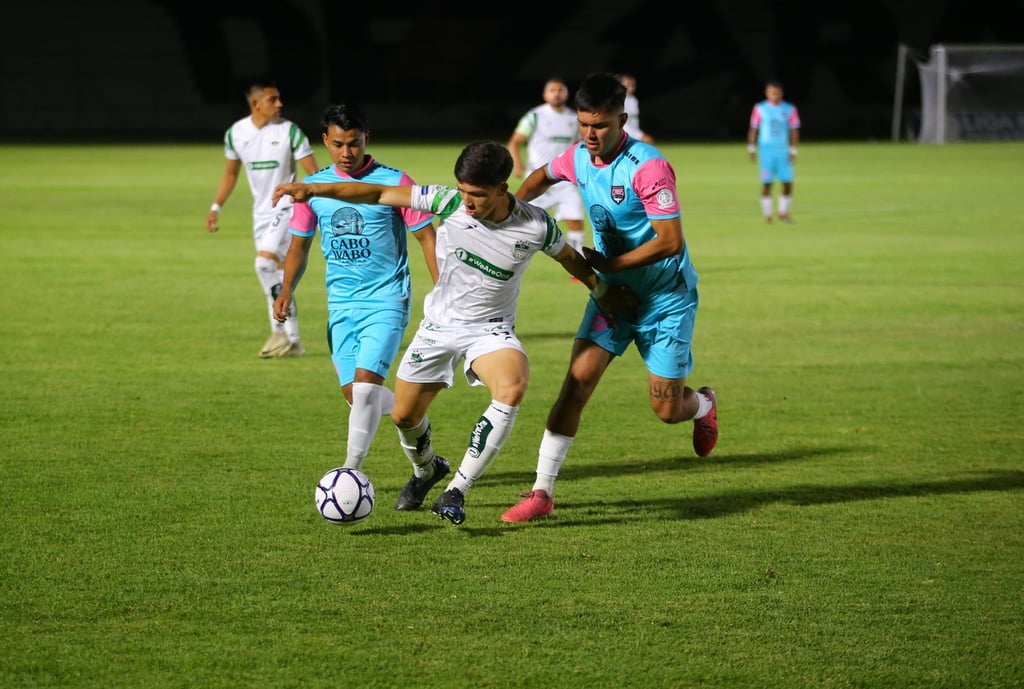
top-left (453, 141), bottom-right (512, 186)
top-left (320, 103), bottom-right (370, 135)
top-left (575, 73), bottom-right (626, 113)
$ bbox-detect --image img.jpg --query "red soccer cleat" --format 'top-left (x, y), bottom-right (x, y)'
top-left (501, 490), bottom-right (554, 522)
top-left (692, 386), bottom-right (718, 457)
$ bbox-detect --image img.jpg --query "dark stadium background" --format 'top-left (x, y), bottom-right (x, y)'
top-left (2, 0), bottom-right (1021, 143)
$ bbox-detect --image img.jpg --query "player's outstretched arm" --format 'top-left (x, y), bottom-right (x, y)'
top-left (272, 182), bottom-right (413, 208)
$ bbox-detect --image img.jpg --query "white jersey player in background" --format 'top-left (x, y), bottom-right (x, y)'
top-left (272, 141), bottom-right (635, 525)
top-left (206, 82), bottom-right (319, 358)
top-left (507, 77), bottom-right (586, 254)
top-left (618, 73), bottom-right (655, 143)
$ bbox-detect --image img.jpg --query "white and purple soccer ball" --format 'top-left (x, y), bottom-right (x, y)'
top-left (315, 467), bottom-right (375, 524)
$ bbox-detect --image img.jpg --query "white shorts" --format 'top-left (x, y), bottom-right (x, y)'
top-left (531, 181), bottom-right (583, 223)
top-left (395, 319), bottom-right (526, 388)
top-left (253, 206), bottom-right (294, 259)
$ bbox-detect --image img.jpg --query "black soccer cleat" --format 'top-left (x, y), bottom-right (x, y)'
top-left (394, 456), bottom-right (450, 511)
top-left (431, 488), bottom-right (466, 525)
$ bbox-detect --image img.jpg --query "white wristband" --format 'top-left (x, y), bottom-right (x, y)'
top-left (747, 144), bottom-right (756, 154)
top-left (210, 202), bottom-right (222, 213)
top-left (590, 280), bottom-right (608, 299)
top-left (788, 147), bottom-right (798, 156)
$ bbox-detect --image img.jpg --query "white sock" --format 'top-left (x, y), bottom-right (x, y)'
top-left (395, 416), bottom-right (436, 477)
top-left (378, 386), bottom-right (395, 416)
top-left (532, 429), bottom-right (575, 496)
top-left (343, 382), bottom-right (384, 470)
top-left (760, 196), bottom-right (773, 219)
top-left (567, 230), bottom-right (585, 254)
top-left (447, 400), bottom-right (519, 494)
top-left (779, 195), bottom-right (792, 216)
top-left (279, 268), bottom-right (301, 342)
top-left (255, 256), bottom-right (286, 333)
top-left (693, 390), bottom-right (714, 420)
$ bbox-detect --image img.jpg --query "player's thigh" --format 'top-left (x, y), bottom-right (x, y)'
top-left (469, 346), bottom-right (530, 405)
top-left (254, 207), bottom-right (293, 258)
top-left (329, 307), bottom-right (408, 386)
top-left (463, 324), bottom-right (526, 389)
top-left (634, 288), bottom-right (698, 380)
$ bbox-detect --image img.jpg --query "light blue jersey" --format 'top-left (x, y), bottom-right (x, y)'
top-left (750, 99), bottom-right (800, 149)
top-left (289, 159), bottom-right (433, 312)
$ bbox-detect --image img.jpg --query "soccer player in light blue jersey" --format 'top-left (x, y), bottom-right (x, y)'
top-left (503, 72), bottom-right (718, 523)
top-left (748, 80), bottom-right (801, 223)
top-left (272, 103), bottom-right (439, 475)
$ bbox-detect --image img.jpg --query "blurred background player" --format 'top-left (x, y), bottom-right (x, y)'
top-left (507, 76), bottom-right (586, 254)
top-left (272, 103), bottom-right (437, 473)
top-left (206, 81), bottom-right (319, 358)
top-left (618, 73), bottom-right (654, 143)
top-left (747, 79), bottom-right (800, 223)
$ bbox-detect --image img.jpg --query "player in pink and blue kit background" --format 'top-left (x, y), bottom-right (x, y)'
top-left (748, 80), bottom-right (801, 223)
top-left (503, 72), bottom-right (719, 523)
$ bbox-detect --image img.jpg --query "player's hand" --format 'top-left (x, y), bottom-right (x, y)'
top-left (272, 183), bottom-right (309, 207)
top-left (582, 246), bottom-right (613, 273)
top-left (206, 211), bottom-right (220, 232)
top-left (272, 293), bottom-right (292, 322)
top-left (593, 283), bottom-right (639, 328)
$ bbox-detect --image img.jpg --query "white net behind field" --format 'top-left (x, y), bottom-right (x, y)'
top-left (917, 45), bottom-right (1024, 142)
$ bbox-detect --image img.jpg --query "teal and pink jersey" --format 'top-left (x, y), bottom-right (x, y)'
top-left (547, 136), bottom-right (698, 300)
top-left (288, 156), bottom-right (433, 312)
top-left (750, 100), bottom-right (800, 149)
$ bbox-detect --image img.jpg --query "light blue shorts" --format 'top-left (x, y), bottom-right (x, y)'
top-left (576, 287), bottom-right (698, 380)
top-left (328, 306), bottom-right (409, 386)
top-left (759, 146), bottom-right (794, 184)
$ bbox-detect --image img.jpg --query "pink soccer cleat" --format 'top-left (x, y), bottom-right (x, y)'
top-left (501, 490), bottom-right (554, 523)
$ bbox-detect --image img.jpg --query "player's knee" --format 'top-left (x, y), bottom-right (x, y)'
top-left (254, 255), bottom-right (278, 277)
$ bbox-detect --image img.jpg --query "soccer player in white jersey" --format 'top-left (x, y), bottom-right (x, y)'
top-left (272, 103), bottom-right (438, 476)
top-left (206, 82), bottom-right (319, 358)
top-left (272, 141), bottom-right (634, 525)
top-left (618, 73), bottom-right (654, 143)
top-left (747, 80), bottom-right (801, 223)
top-left (507, 77), bottom-right (586, 254)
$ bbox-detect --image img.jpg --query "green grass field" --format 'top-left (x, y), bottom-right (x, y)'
top-left (2, 140), bottom-right (1022, 689)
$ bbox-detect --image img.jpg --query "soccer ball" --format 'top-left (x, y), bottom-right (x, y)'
top-left (315, 467), bottom-right (375, 524)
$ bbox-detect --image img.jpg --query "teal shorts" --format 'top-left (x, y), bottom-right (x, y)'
top-left (575, 287), bottom-right (698, 380)
top-left (328, 306), bottom-right (409, 386)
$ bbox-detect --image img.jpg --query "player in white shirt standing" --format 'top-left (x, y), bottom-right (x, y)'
top-left (507, 77), bottom-right (586, 254)
top-left (618, 73), bottom-right (655, 143)
top-left (206, 82), bottom-right (319, 358)
top-left (272, 141), bottom-right (634, 525)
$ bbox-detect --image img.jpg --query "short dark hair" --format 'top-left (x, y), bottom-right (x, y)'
top-left (454, 141), bottom-right (512, 186)
top-left (246, 81), bottom-right (277, 100)
top-left (575, 73), bottom-right (626, 113)
top-left (766, 79), bottom-right (784, 89)
top-left (321, 103), bottom-right (369, 135)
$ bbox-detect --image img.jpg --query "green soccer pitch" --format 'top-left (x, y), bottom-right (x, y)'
top-left (2, 140), bottom-right (1022, 689)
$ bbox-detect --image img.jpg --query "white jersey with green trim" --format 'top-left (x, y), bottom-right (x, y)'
top-left (514, 103), bottom-right (580, 172)
top-left (223, 116), bottom-right (314, 216)
top-left (409, 184), bottom-right (566, 326)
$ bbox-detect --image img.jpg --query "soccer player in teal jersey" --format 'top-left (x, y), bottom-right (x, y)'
top-left (273, 103), bottom-right (438, 474)
top-left (747, 80), bottom-right (801, 223)
top-left (502, 72), bottom-right (718, 523)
